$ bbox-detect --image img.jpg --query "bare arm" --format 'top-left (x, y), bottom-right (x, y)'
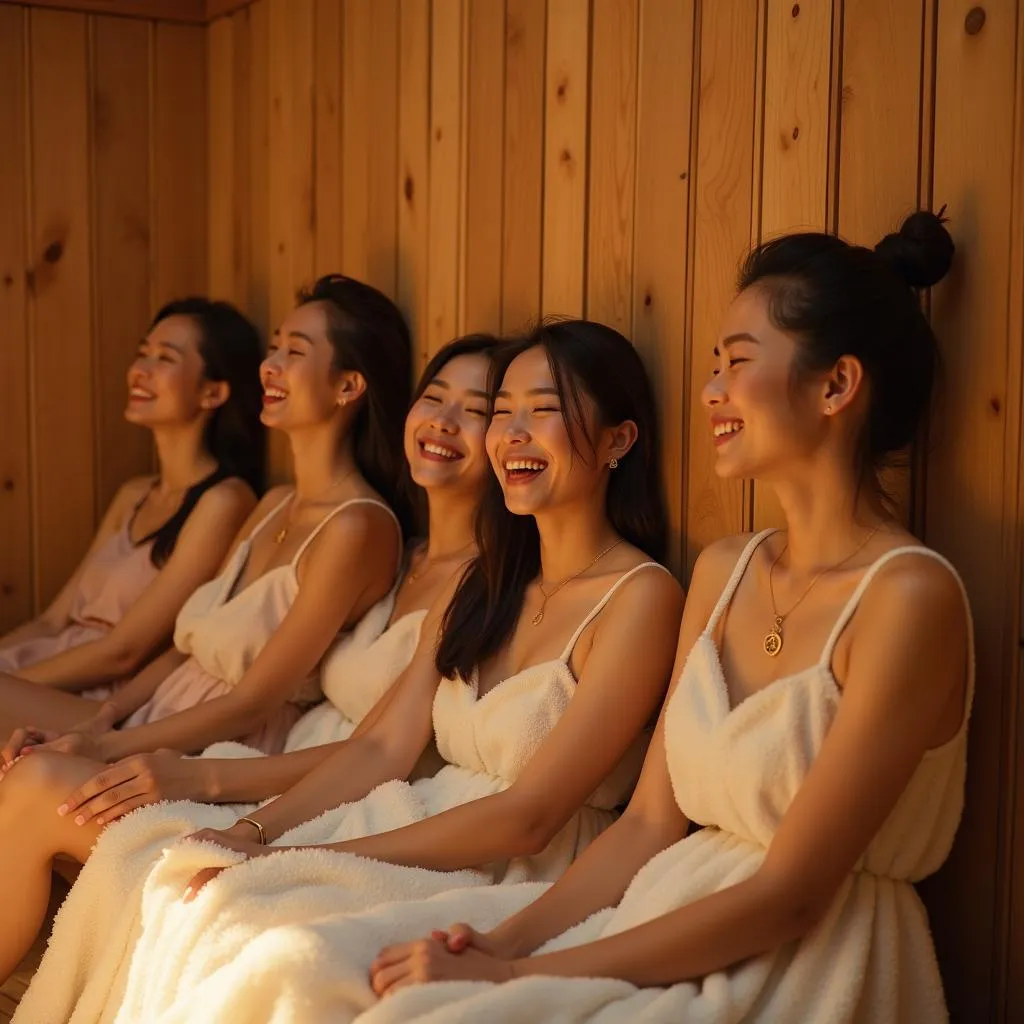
top-left (0, 480), bottom-right (148, 652)
top-left (321, 569), bottom-right (684, 871)
top-left (495, 557), bottom-right (969, 986)
top-left (96, 505), bottom-right (399, 762)
top-left (19, 481), bottom-right (255, 690)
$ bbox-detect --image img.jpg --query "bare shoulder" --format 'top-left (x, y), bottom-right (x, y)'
top-left (691, 533), bottom-right (756, 592)
top-left (858, 549), bottom-right (966, 636)
top-left (105, 475), bottom-right (157, 528)
top-left (305, 498), bottom-right (399, 558)
top-left (607, 560), bottom-right (684, 613)
top-left (192, 476), bottom-right (259, 517)
top-left (255, 484), bottom-right (294, 513)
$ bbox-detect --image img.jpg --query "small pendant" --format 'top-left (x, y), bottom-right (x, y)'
top-left (763, 617), bottom-right (784, 658)
top-left (532, 609), bottom-right (545, 626)
top-left (273, 527), bottom-right (287, 544)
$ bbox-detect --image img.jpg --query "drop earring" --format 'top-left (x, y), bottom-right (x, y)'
top-left (608, 457), bottom-right (619, 469)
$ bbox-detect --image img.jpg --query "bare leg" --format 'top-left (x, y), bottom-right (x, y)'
top-left (0, 752), bottom-right (106, 981)
top-left (0, 673), bottom-right (96, 740)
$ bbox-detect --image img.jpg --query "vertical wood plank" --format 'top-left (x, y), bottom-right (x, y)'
top-left (541, 0), bottom-right (589, 318)
top-left (28, 8), bottom-right (95, 607)
top-left (92, 14), bottom-right (153, 514)
top-left (398, 0), bottom-right (431, 369)
top-left (683, 0), bottom-right (760, 573)
top-left (461, 0), bottom-right (506, 336)
top-left (500, 0), bottom-right (545, 335)
top-left (586, 0), bottom-right (638, 335)
top-left (752, 0), bottom-right (834, 530)
top-left (917, 3), bottom-right (1021, 1020)
top-left (248, 0), bottom-right (270, 333)
top-left (341, 0), bottom-right (399, 295)
top-left (426, 0), bottom-right (465, 358)
top-left (631, 0), bottom-right (694, 575)
top-left (314, 0), bottom-right (343, 276)
top-left (153, 22), bottom-right (208, 302)
top-left (207, 15), bottom-right (235, 300)
top-left (230, 6), bottom-right (251, 306)
top-left (0, 5), bottom-right (33, 628)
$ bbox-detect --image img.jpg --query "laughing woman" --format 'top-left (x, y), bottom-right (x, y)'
top-left (0, 299), bottom-right (263, 696)
top-left (363, 212), bottom-right (972, 1024)
top-left (12, 321), bottom-right (683, 1024)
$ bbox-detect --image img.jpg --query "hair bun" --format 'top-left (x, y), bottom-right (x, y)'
top-left (874, 208), bottom-right (954, 289)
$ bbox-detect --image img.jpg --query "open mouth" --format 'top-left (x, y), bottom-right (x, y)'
top-left (419, 440), bottom-right (463, 463)
top-left (128, 386), bottom-right (155, 402)
top-left (263, 386), bottom-right (288, 406)
top-left (712, 419), bottom-right (744, 447)
top-left (503, 457), bottom-right (548, 484)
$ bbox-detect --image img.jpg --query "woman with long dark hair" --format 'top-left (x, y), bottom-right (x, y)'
top-left (0, 298), bottom-right (263, 693)
top-left (6, 321), bottom-right (683, 1021)
top-left (0, 274), bottom-right (411, 764)
top-left (366, 214), bottom-right (973, 1024)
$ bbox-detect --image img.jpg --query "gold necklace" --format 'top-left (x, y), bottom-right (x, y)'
top-left (273, 471), bottom-right (357, 545)
top-left (532, 538), bottom-right (623, 626)
top-left (404, 541), bottom-right (474, 583)
top-left (763, 525), bottom-right (882, 658)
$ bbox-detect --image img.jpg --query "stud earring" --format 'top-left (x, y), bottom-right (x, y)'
top-left (609, 458), bottom-right (619, 469)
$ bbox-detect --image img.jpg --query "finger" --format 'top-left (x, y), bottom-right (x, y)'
top-left (71, 784), bottom-right (134, 825)
top-left (370, 959), bottom-right (413, 998)
top-left (94, 794), bottom-right (152, 827)
top-left (2, 728), bottom-right (34, 768)
top-left (382, 972), bottom-right (426, 998)
top-left (183, 867), bottom-right (224, 903)
top-left (370, 942), bottom-right (421, 973)
top-left (430, 930), bottom-right (449, 943)
top-left (59, 762), bottom-right (135, 816)
top-left (446, 923), bottom-right (476, 952)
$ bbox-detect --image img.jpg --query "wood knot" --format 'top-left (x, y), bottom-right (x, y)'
top-left (560, 148), bottom-right (573, 165)
top-left (2, 273), bottom-right (12, 287)
top-left (43, 240), bottom-right (63, 264)
top-left (644, 293), bottom-right (652, 307)
top-left (965, 7), bottom-right (986, 34)
top-left (404, 174), bottom-right (414, 203)
top-left (791, 3), bottom-right (800, 17)
top-left (556, 78), bottom-right (568, 101)
top-left (1, 583), bottom-right (13, 597)
top-left (434, 127), bottom-right (443, 142)
top-left (679, 171), bottom-right (688, 180)
top-left (2, 479), bottom-right (13, 492)
top-left (989, 395), bottom-right (1001, 415)
top-left (792, 126), bottom-right (800, 141)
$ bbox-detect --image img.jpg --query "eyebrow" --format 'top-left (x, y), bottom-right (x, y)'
top-left (141, 339), bottom-right (184, 354)
top-left (713, 332), bottom-right (761, 356)
top-left (494, 386), bottom-right (561, 399)
top-left (426, 378), bottom-right (490, 401)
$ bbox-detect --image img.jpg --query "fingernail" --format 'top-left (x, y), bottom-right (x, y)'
top-left (74, 815), bottom-right (85, 826)
top-left (57, 804), bottom-right (67, 816)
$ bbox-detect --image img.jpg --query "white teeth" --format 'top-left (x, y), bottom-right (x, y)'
top-left (504, 459), bottom-right (547, 472)
top-left (713, 421), bottom-right (743, 437)
top-left (130, 388), bottom-right (154, 399)
top-left (423, 441), bottom-right (461, 460)
top-left (264, 387), bottom-right (287, 399)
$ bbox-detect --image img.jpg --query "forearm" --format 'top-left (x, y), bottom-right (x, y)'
top-left (326, 790), bottom-right (546, 870)
top-left (510, 873), bottom-right (804, 987)
top-left (201, 741), bottom-right (349, 803)
top-left (490, 814), bottom-right (678, 958)
top-left (18, 632), bottom-right (158, 690)
top-left (0, 616), bottom-right (59, 652)
top-left (244, 734), bottom-right (414, 842)
top-left (103, 648), bottom-right (187, 720)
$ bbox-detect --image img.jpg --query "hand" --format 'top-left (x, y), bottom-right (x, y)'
top-left (429, 922), bottom-right (507, 958)
top-left (22, 730), bottom-right (105, 762)
top-left (0, 726), bottom-right (59, 773)
top-left (369, 936), bottom-right (515, 998)
top-left (181, 822), bottom-right (272, 903)
top-left (57, 749), bottom-right (190, 827)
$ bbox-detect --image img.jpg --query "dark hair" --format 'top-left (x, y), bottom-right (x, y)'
top-left (403, 333), bottom-right (503, 534)
top-left (297, 275), bottom-right (415, 539)
top-left (738, 209), bottom-right (954, 487)
top-left (145, 297), bottom-right (266, 567)
top-left (435, 319), bottom-right (667, 680)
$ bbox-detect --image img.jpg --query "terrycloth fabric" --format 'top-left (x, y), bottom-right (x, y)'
top-left (15, 564), bottom-right (664, 1024)
top-left (0, 511), bottom-right (158, 701)
top-left (120, 495), bottom-right (400, 752)
top-left (352, 535), bottom-right (976, 1024)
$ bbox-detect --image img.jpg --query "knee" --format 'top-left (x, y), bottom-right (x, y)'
top-left (0, 752), bottom-right (73, 818)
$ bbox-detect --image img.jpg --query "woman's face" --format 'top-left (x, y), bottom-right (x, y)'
top-left (404, 352), bottom-right (492, 495)
top-left (259, 301), bottom-right (348, 431)
top-left (125, 314), bottom-right (213, 427)
top-left (487, 346), bottom-right (609, 517)
top-left (701, 285), bottom-right (828, 480)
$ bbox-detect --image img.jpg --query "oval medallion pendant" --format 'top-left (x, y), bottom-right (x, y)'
top-left (532, 610), bottom-right (545, 626)
top-left (763, 617), bottom-right (784, 658)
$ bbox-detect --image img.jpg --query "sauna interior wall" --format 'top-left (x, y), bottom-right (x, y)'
top-left (1, 1), bottom-right (1023, 1021)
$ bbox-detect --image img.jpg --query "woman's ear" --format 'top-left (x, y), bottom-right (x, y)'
top-left (821, 355), bottom-right (865, 416)
top-left (603, 419), bottom-right (639, 467)
top-left (335, 370), bottom-right (368, 407)
top-left (200, 381), bottom-right (230, 411)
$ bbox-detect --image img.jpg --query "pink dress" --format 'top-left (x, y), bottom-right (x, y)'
top-left (122, 494), bottom-right (400, 755)
top-left (0, 498), bottom-right (159, 701)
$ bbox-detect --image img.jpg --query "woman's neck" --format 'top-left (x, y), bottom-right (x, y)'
top-left (288, 428), bottom-right (360, 501)
top-left (152, 424), bottom-right (217, 493)
top-left (535, 502), bottom-right (621, 584)
top-left (771, 458), bottom-right (890, 573)
top-left (423, 489), bottom-right (477, 559)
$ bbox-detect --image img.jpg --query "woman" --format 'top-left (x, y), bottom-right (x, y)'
top-left (364, 213), bottom-right (972, 1024)
top-left (0, 273), bottom-right (411, 771)
top-left (30, 334), bottom-right (499, 831)
top-left (11, 320), bottom-right (683, 1024)
top-left (0, 298), bottom-right (264, 694)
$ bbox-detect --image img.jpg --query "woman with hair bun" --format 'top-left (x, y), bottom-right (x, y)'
top-left (368, 212), bottom-right (973, 1024)
top-left (0, 298), bottom-right (264, 694)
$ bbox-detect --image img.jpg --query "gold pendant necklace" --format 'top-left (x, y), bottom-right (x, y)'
top-left (272, 470), bottom-right (357, 545)
top-left (532, 538), bottom-right (623, 626)
top-left (763, 525), bottom-right (882, 658)
top-left (404, 541), bottom-right (474, 583)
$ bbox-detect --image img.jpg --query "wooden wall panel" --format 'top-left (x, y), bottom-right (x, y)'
top-left (28, 8), bottom-right (95, 607)
top-left (245, 0), bottom-right (269, 332)
top-left (207, 15), bottom-right (235, 302)
top-left (0, 5), bottom-right (33, 630)
top-left (313, 0), bottom-right (343, 277)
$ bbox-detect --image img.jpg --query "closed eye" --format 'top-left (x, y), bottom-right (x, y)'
top-left (729, 358), bottom-right (749, 368)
